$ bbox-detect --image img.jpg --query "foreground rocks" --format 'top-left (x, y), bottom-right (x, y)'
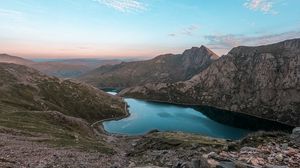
top-left (127, 131), bottom-right (300, 168)
top-left (0, 128), bottom-right (299, 168)
top-left (198, 129), bottom-right (300, 168)
top-left (291, 127), bottom-right (300, 145)
top-left (0, 132), bottom-right (128, 168)
top-left (201, 141), bottom-right (300, 168)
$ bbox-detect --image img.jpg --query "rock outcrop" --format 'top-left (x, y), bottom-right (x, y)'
top-left (78, 46), bottom-right (218, 89)
top-left (291, 127), bottom-right (300, 145)
top-left (119, 39), bottom-right (300, 126)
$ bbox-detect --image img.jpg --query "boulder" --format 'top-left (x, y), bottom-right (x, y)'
top-left (290, 127), bottom-right (300, 145)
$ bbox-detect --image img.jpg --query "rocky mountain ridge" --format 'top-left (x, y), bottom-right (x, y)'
top-left (119, 38), bottom-right (300, 126)
top-left (78, 45), bottom-right (219, 89)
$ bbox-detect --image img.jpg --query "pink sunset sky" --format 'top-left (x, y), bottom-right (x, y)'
top-left (1, 0), bottom-right (300, 59)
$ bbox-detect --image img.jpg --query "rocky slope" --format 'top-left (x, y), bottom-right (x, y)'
top-left (119, 38), bottom-right (300, 126)
top-left (0, 54), bottom-right (121, 78)
top-left (0, 62), bottom-right (127, 122)
top-left (0, 62), bottom-right (127, 152)
top-left (1, 127), bottom-right (299, 168)
top-left (78, 46), bottom-right (218, 89)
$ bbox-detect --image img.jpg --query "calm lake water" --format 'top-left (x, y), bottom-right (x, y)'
top-left (103, 92), bottom-right (251, 139)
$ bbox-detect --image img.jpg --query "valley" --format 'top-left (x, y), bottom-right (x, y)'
top-left (0, 39), bottom-right (299, 168)
top-left (1, 1), bottom-right (300, 167)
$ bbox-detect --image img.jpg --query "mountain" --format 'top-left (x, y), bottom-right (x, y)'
top-left (0, 53), bottom-right (34, 65)
top-left (0, 54), bottom-right (121, 78)
top-left (48, 58), bottom-right (121, 68)
top-left (78, 46), bottom-right (219, 89)
top-left (0, 62), bottom-right (126, 123)
top-left (0, 63), bottom-right (299, 168)
top-left (36, 59), bottom-right (122, 77)
top-left (0, 62), bottom-right (127, 151)
top-left (119, 38), bottom-right (300, 126)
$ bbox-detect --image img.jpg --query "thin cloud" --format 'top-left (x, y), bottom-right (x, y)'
top-left (168, 33), bottom-right (176, 37)
top-left (168, 25), bottom-right (200, 37)
top-left (0, 9), bottom-right (23, 18)
top-left (244, 0), bottom-right (277, 14)
top-left (181, 25), bottom-right (199, 36)
top-left (93, 0), bottom-right (146, 13)
top-left (205, 30), bottom-right (300, 54)
top-left (0, 9), bottom-right (25, 24)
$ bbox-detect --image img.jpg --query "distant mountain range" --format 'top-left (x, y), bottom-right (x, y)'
top-left (0, 54), bottom-right (33, 65)
top-left (119, 39), bottom-right (300, 127)
top-left (0, 54), bottom-right (121, 78)
top-left (78, 46), bottom-right (219, 89)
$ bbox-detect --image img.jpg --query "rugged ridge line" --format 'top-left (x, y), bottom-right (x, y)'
top-left (78, 46), bottom-right (219, 89)
top-left (119, 38), bottom-right (300, 126)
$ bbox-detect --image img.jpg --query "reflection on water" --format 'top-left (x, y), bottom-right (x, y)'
top-left (103, 97), bottom-right (251, 139)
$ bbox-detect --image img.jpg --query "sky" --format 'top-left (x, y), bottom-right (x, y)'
top-left (0, 0), bottom-right (300, 59)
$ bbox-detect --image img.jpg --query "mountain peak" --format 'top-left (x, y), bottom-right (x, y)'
top-left (200, 45), bottom-right (208, 49)
top-left (182, 45), bottom-right (219, 60)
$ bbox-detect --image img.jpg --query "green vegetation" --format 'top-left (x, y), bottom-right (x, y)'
top-left (0, 110), bottom-right (113, 153)
top-left (37, 79), bottom-right (126, 123)
top-left (0, 63), bottom-right (127, 153)
top-left (133, 132), bottom-right (226, 151)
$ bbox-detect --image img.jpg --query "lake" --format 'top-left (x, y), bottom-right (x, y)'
top-left (103, 92), bottom-right (251, 139)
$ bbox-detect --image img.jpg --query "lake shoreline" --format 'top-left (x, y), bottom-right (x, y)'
top-left (101, 96), bottom-right (250, 140)
top-left (117, 94), bottom-right (294, 132)
top-left (95, 90), bottom-right (292, 139)
top-left (91, 99), bottom-right (131, 136)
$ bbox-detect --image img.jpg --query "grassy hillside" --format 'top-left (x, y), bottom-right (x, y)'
top-left (0, 63), bottom-right (127, 151)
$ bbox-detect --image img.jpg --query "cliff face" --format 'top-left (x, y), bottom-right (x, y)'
top-left (119, 39), bottom-right (300, 126)
top-left (78, 46), bottom-right (218, 89)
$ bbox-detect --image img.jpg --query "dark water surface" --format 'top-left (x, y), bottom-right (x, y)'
top-left (103, 92), bottom-right (251, 139)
